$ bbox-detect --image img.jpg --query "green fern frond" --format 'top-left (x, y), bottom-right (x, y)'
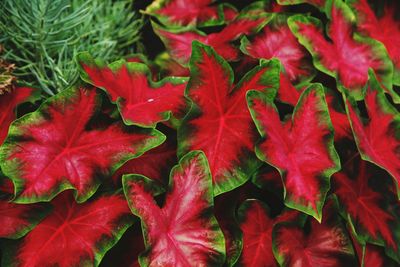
top-left (0, 0), bottom-right (143, 95)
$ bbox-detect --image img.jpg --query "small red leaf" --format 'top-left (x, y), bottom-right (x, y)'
top-left (333, 159), bottom-right (398, 251)
top-left (241, 15), bottom-right (315, 84)
top-left (180, 42), bottom-right (280, 195)
top-left (6, 193), bottom-right (132, 267)
top-left (349, 0), bottom-right (400, 85)
top-left (345, 73), bottom-right (400, 196)
top-left (288, 0), bottom-right (395, 101)
top-left (0, 87), bottom-right (165, 203)
top-left (0, 87), bottom-right (36, 145)
top-left (248, 85), bottom-right (340, 221)
top-left (78, 54), bottom-right (188, 128)
top-left (272, 202), bottom-right (356, 266)
top-left (237, 200), bottom-right (298, 267)
top-left (154, 14), bottom-right (269, 65)
top-left (123, 151), bottom-right (225, 266)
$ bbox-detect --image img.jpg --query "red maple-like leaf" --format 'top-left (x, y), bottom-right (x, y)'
top-left (248, 85), bottom-right (340, 221)
top-left (272, 202), bottom-right (356, 266)
top-left (0, 87), bottom-right (165, 203)
top-left (345, 73), bottom-right (400, 196)
top-left (4, 193), bottom-right (132, 267)
top-left (153, 13), bottom-right (269, 65)
top-left (237, 200), bottom-right (298, 267)
top-left (78, 54), bottom-right (188, 128)
top-left (349, 0), bottom-right (400, 85)
top-left (0, 87), bottom-right (36, 145)
top-left (123, 151), bottom-right (225, 266)
top-left (288, 0), bottom-right (395, 101)
top-left (179, 42), bottom-right (280, 195)
top-left (333, 159), bottom-right (398, 250)
top-left (241, 15), bottom-right (314, 84)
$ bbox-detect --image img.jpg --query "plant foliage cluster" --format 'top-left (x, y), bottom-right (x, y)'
top-left (0, 0), bottom-right (399, 266)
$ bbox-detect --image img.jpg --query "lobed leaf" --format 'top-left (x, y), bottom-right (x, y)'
top-left (0, 87), bottom-right (165, 203)
top-left (236, 199), bottom-right (298, 267)
top-left (344, 72), bottom-right (400, 197)
top-left (241, 14), bottom-right (315, 84)
top-left (2, 193), bottom-right (133, 267)
top-left (348, 0), bottom-right (400, 85)
top-left (78, 53), bottom-right (188, 128)
top-left (272, 202), bottom-right (356, 266)
top-left (123, 151), bottom-right (225, 266)
top-left (288, 0), bottom-right (395, 101)
top-left (180, 42), bottom-right (280, 195)
top-left (248, 84), bottom-right (340, 221)
top-left (333, 159), bottom-right (399, 260)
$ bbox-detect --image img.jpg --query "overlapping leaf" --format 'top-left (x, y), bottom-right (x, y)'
top-left (248, 85), bottom-right (340, 221)
top-left (237, 199), bottom-right (298, 267)
top-left (153, 13), bottom-right (270, 65)
top-left (145, 0), bottom-right (237, 28)
top-left (2, 193), bottom-right (132, 267)
top-left (288, 0), bottom-right (395, 101)
top-left (180, 42), bottom-right (280, 195)
top-left (345, 72), bottom-right (400, 196)
top-left (272, 202), bottom-right (356, 266)
top-left (123, 151), bottom-right (225, 266)
top-left (241, 14), bottom-right (315, 84)
top-left (0, 87), bottom-right (165, 203)
top-left (333, 158), bottom-right (399, 260)
top-left (348, 0), bottom-right (400, 85)
top-left (0, 87), bottom-right (37, 145)
top-left (78, 54), bottom-right (188, 128)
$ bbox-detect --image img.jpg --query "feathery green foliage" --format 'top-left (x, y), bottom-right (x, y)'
top-left (0, 0), bottom-right (143, 96)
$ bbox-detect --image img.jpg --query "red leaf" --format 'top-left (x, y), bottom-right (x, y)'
top-left (237, 200), bottom-right (298, 267)
top-left (345, 73), bottom-right (400, 196)
top-left (248, 85), bottom-right (340, 221)
top-left (0, 87), bottom-right (36, 145)
top-left (180, 42), bottom-right (280, 195)
top-left (112, 141), bottom-right (177, 186)
top-left (6, 193), bottom-right (132, 267)
top-left (0, 87), bottom-right (165, 203)
top-left (334, 159), bottom-right (398, 250)
top-left (349, 0), bottom-right (400, 85)
top-left (123, 151), bottom-right (225, 266)
top-left (277, 0), bottom-right (326, 9)
top-left (78, 55), bottom-right (188, 128)
top-left (272, 201), bottom-right (356, 266)
top-left (0, 200), bottom-right (46, 239)
top-left (288, 0), bottom-right (395, 101)
top-left (241, 15), bottom-right (315, 84)
top-left (153, 14), bottom-right (269, 65)
top-left (145, 0), bottom-right (233, 27)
